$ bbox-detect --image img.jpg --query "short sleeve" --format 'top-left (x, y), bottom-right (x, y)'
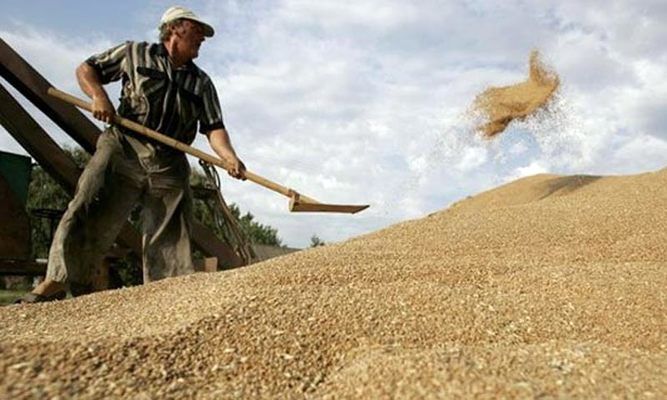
top-left (85, 42), bottom-right (130, 84)
top-left (199, 78), bottom-right (225, 134)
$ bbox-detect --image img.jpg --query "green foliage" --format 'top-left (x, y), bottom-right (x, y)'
top-left (309, 235), bottom-right (326, 247)
top-left (235, 204), bottom-right (283, 247)
top-left (0, 289), bottom-right (30, 306)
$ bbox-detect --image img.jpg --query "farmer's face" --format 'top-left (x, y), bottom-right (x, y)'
top-left (175, 20), bottom-right (206, 60)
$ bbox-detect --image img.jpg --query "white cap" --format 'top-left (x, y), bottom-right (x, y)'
top-left (160, 6), bottom-right (214, 37)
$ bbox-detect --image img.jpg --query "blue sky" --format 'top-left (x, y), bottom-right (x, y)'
top-left (2, 1), bottom-right (666, 248)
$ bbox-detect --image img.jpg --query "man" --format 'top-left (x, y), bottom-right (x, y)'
top-left (17, 6), bottom-right (245, 303)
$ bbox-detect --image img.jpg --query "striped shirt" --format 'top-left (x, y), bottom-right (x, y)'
top-left (86, 41), bottom-right (225, 146)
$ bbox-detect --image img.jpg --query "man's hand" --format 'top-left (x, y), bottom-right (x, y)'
top-left (76, 62), bottom-right (115, 124)
top-left (207, 128), bottom-right (246, 180)
top-left (91, 94), bottom-right (116, 124)
top-left (227, 157), bottom-right (247, 180)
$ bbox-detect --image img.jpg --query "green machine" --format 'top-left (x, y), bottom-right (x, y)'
top-left (0, 150), bottom-right (31, 205)
top-left (0, 150), bottom-right (32, 260)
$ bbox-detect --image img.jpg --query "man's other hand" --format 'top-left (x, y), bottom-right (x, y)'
top-left (227, 157), bottom-right (247, 180)
top-left (91, 95), bottom-right (116, 124)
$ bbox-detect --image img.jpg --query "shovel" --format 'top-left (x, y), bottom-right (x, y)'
top-left (48, 87), bottom-right (369, 214)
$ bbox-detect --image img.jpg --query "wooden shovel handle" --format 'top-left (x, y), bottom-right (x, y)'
top-left (47, 87), bottom-right (319, 203)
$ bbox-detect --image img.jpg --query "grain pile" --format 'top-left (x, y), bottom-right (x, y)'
top-left (2, 168), bottom-right (666, 399)
top-left (473, 50), bottom-right (560, 138)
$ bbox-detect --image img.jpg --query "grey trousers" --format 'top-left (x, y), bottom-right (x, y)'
top-left (46, 128), bottom-right (195, 286)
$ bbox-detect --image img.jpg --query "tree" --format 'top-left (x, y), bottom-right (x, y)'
top-left (309, 235), bottom-right (326, 247)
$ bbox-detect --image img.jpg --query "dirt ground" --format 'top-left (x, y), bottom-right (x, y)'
top-left (1, 168), bottom-right (665, 399)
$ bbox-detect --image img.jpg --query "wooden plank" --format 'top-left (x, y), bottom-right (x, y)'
top-left (193, 257), bottom-right (219, 273)
top-left (191, 223), bottom-right (244, 269)
top-left (0, 259), bottom-right (46, 276)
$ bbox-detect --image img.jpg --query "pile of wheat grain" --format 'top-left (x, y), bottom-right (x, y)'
top-left (1, 168), bottom-right (666, 399)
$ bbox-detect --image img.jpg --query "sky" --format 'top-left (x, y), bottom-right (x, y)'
top-left (1, 0), bottom-right (666, 248)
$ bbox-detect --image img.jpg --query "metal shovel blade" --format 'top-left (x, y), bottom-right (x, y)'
top-left (289, 197), bottom-right (369, 214)
top-left (290, 202), bottom-right (370, 214)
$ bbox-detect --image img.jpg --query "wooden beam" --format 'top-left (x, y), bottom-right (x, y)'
top-left (191, 223), bottom-right (244, 269)
top-left (0, 84), bottom-right (79, 191)
top-left (0, 38), bottom-right (99, 153)
top-left (0, 259), bottom-right (47, 276)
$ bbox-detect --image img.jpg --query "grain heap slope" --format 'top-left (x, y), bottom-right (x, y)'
top-left (1, 169), bottom-right (666, 399)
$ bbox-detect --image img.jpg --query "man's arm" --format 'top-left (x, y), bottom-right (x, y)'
top-left (206, 128), bottom-right (246, 180)
top-left (76, 63), bottom-right (115, 124)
